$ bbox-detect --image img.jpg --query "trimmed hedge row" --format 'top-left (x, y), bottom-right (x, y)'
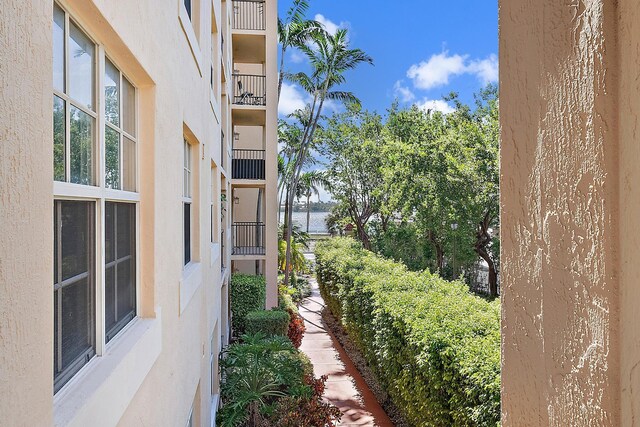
top-left (246, 309), bottom-right (290, 337)
top-left (315, 238), bottom-right (500, 426)
top-left (230, 274), bottom-right (266, 334)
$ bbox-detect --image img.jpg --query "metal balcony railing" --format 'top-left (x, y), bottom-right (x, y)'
top-left (233, 74), bottom-right (266, 106)
top-left (232, 222), bottom-right (265, 255)
top-left (232, 149), bottom-right (265, 180)
top-left (232, 0), bottom-right (265, 31)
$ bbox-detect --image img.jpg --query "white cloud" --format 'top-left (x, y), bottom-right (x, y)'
top-left (278, 82), bottom-right (308, 116)
top-left (406, 51), bottom-right (499, 90)
top-left (289, 49), bottom-right (306, 64)
top-left (467, 54), bottom-right (499, 85)
top-left (314, 14), bottom-right (346, 36)
top-left (407, 51), bottom-right (468, 90)
top-left (393, 81), bottom-right (416, 103)
top-left (416, 98), bottom-right (455, 115)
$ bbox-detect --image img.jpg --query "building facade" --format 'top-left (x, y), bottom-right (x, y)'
top-left (0, 0), bottom-right (278, 425)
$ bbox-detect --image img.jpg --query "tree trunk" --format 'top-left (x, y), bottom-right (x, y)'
top-left (474, 211), bottom-right (499, 297)
top-left (428, 230), bottom-right (445, 271)
top-left (355, 218), bottom-right (371, 250)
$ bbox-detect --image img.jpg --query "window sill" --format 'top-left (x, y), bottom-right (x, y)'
top-left (53, 311), bottom-right (162, 427)
top-left (180, 261), bottom-right (202, 314)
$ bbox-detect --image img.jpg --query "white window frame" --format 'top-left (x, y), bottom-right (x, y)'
top-left (184, 139), bottom-right (194, 266)
top-left (53, 1), bottom-right (141, 394)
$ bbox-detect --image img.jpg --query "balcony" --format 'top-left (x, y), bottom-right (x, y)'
top-left (232, 0), bottom-right (265, 31)
top-left (233, 74), bottom-right (266, 106)
top-left (232, 149), bottom-right (265, 180)
top-left (232, 222), bottom-right (265, 256)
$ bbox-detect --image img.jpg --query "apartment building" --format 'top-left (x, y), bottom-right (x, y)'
top-left (0, 0), bottom-right (277, 425)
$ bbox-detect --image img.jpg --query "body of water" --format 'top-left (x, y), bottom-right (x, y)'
top-left (279, 211), bottom-right (330, 234)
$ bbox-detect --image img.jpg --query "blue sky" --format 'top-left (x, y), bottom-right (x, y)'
top-left (278, 0), bottom-right (498, 117)
top-left (277, 0), bottom-right (498, 201)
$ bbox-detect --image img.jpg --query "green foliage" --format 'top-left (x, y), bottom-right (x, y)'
top-left (245, 310), bottom-right (290, 337)
top-left (315, 238), bottom-right (501, 426)
top-left (217, 334), bottom-right (313, 427)
top-left (230, 274), bottom-right (266, 335)
top-left (370, 221), bottom-right (434, 272)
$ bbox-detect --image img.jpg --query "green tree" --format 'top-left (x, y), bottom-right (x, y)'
top-left (321, 105), bottom-right (385, 249)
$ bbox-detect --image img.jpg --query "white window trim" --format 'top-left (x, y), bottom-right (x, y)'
top-left (179, 0), bottom-right (203, 76)
top-left (53, 1), bottom-right (142, 394)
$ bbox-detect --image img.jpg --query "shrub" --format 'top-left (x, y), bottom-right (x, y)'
top-left (230, 274), bottom-right (266, 335)
top-left (217, 334), bottom-right (315, 427)
top-left (315, 237), bottom-right (501, 427)
top-left (278, 286), bottom-right (306, 348)
top-left (245, 309), bottom-right (290, 337)
top-left (268, 374), bottom-right (342, 427)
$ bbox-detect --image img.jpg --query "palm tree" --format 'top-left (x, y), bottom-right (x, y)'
top-left (297, 170), bottom-right (324, 233)
top-left (277, 0), bottom-right (322, 101)
top-left (283, 28), bottom-right (373, 288)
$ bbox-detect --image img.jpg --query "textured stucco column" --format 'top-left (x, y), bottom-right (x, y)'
top-left (264, 0), bottom-right (279, 309)
top-left (0, 1), bottom-right (54, 424)
top-left (500, 0), bottom-right (621, 425)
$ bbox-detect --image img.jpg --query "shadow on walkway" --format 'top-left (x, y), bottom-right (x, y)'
top-left (299, 276), bottom-right (394, 427)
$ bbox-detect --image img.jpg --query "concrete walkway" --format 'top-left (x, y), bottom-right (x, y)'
top-left (299, 277), bottom-right (394, 427)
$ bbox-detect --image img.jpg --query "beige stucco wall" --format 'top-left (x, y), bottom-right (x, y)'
top-left (0, 0), bottom-right (276, 425)
top-left (500, 0), bottom-right (623, 424)
top-left (0, 1), bottom-right (55, 424)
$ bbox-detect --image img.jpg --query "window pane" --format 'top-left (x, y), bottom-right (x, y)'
top-left (122, 77), bottom-right (136, 136)
top-left (184, 0), bottom-right (192, 19)
top-left (123, 136), bottom-right (136, 192)
top-left (105, 58), bottom-right (120, 126)
top-left (68, 21), bottom-right (94, 110)
top-left (70, 106), bottom-right (94, 185)
top-left (105, 266), bottom-right (116, 331)
top-left (53, 4), bottom-right (65, 92)
top-left (60, 277), bottom-right (93, 367)
top-left (53, 96), bottom-right (66, 181)
top-left (105, 202), bottom-right (115, 263)
top-left (105, 202), bottom-right (136, 343)
top-left (105, 126), bottom-right (120, 189)
top-left (184, 203), bottom-right (191, 265)
top-left (54, 200), bottom-right (95, 393)
top-left (60, 200), bottom-right (92, 281)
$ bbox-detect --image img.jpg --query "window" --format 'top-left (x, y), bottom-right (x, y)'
top-left (54, 200), bottom-right (96, 393)
top-left (184, 0), bottom-right (192, 20)
top-left (105, 202), bottom-right (136, 342)
top-left (211, 165), bottom-right (218, 243)
top-left (184, 139), bottom-right (193, 265)
top-left (105, 58), bottom-right (137, 191)
top-left (53, 2), bottom-right (96, 185)
top-left (52, 2), bottom-right (139, 393)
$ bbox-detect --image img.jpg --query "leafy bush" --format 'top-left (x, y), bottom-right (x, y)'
top-left (218, 334), bottom-right (339, 427)
top-left (245, 310), bottom-right (290, 337)
top-left (268, 374), bottom-right (342, 427)
top-left (315, 237), bottom-right (501, 426)
top-left (230, 274), bottom-right (266, 335)
top-left (279, 286), bottom-right (306, 348)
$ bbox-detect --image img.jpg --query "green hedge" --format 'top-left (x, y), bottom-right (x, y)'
top-left (246, 309), bottom-right (290, 337)
top-left (315, 238), bottom-right (500, 426)
top-left (230, 274), bottom-right (266, 334)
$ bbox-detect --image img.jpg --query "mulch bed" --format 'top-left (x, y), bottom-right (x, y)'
top-left (321, 307), bottom-right (410, 427)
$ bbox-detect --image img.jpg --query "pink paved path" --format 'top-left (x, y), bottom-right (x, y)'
top-left (299, 279), bottom-right (394, 427)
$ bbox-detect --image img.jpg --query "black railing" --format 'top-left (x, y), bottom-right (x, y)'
top-left (221, 131), bottom-right (225, 169)
top-left (232, 0), bottom-right (265, 31)
top-left (221, 230), bottom-right (225, 268)
top-left (232, 149), bottom-right (265, 180)
top-left (232, 222), bottom-right (265, 255)
top-left (233, 74), bottom-right (266, 106)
